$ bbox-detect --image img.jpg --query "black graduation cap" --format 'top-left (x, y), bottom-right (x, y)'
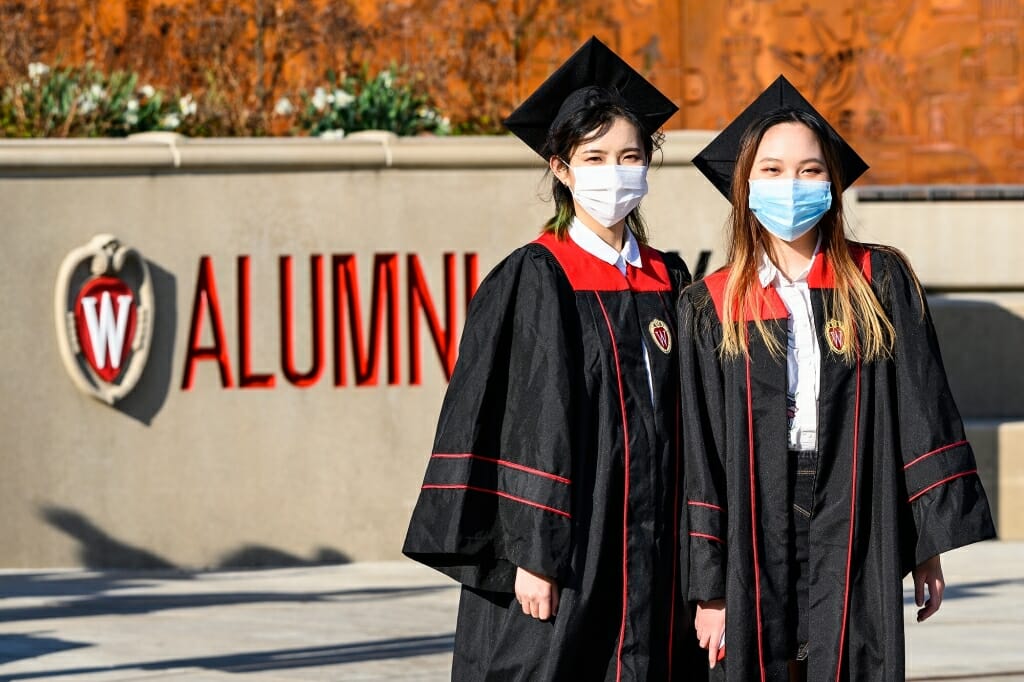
top-left (692, 75), bottom-right (869, 199)
top-left (504, 36), bottom-right (678, 159)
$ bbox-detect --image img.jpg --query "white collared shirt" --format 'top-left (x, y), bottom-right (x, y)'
top-left (758, 242), bottom-right (821, 451)
top-left (568, 219), bottom-right (654, 405)
top-left (568, 218), bottom-right (642, 276)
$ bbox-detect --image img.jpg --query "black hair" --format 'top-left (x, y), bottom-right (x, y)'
top-left (541, 88), bottom-right (664, 243)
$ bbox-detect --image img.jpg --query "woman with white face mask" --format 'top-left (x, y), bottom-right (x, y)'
top-left (548, 109), bottom-right (651, 247)
top-left (404, 37), bottom-right (707, 680)
top-left (680, 77), bottom-right (995, 682)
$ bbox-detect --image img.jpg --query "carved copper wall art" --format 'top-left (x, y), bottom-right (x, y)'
top-left (2, 0), bottom-right (1021, 183)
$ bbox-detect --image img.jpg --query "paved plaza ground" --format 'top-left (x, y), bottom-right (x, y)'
top-left (1, 541), bottom-right (1023, 681)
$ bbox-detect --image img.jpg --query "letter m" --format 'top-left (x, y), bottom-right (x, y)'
top-left (332, 254), bottom-right (400, 386)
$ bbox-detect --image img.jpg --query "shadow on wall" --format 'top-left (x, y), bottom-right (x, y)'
top-left (218, 545), bottom-right (350, 569)
top-left (665, 249), bottom-right (712, 281)
top-left (930, 295), bottom-right (1024, 421)
top-left (116, 260), bottom-right (177, 426)
top-left (40, 506), bottom-right (351, 569)
top-left (41, 506), bottom-right (175, 569)
top-left (929, 295), bottom-right (1024, 534)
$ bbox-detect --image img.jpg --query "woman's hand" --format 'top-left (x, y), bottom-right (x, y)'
top-left (913, 554), bottom-right (945, 622)
top-left (514, 566), bottom-right (560, 621)
top-left (695, 599), bottom-right (726, 668)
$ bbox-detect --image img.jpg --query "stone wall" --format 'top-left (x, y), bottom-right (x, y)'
top-left (0, 130), bottom-right (1020, 568)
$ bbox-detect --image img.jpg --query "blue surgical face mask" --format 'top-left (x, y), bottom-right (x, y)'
top-left (748, 179), bottom-right (833, 242)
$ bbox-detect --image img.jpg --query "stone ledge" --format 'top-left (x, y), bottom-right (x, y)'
top-left (965, 419), bottom-right (1024, 540)
top-left (0, 129), bottom-right (715, 174)
top-left (859, 184), bottom-right (1024, 201)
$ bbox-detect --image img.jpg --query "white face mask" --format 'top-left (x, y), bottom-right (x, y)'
top-left (569, 164), bottom-right (649, 228)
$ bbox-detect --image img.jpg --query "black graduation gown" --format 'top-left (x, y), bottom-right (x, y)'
top-left (403, 231), bottom-right (706, 681)
top-left (678, 244), bottom-right (996, 682)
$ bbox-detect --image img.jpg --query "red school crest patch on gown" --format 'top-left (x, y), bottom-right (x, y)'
top-left (648, 318), bottom-right (672, 354)
top-left (826, 319), bottom-right (845, 353)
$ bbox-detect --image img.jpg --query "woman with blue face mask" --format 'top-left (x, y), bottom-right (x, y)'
top-left (679, 78), bottom-right (995, 682)
top-left (404, 37), bottom-right (706, 680)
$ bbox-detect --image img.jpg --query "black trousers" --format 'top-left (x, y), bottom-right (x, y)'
top-left (788, 449), bottom-right (818, 660)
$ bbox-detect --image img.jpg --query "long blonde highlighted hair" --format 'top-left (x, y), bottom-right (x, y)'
top-left (719, 108), bottom-right (895, 362)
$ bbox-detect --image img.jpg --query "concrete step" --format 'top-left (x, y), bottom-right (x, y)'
top-left (965, 419), bottom-right (1024, 540)
top-left (851, 195), bottom-right (1024, 290)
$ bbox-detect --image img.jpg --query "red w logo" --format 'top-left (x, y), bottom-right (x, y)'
top-left (653, 326), bottom-right (669, 350)
top-left (648, 319), bottom-right (672, 354)
top-left (827, 323), bottom-right (845, 352)
top-left (56, 235), bottom-right (153, 405)
top-left (75, 277), bottom-right (138, 382)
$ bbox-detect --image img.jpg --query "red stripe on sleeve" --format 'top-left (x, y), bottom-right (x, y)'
top-left (688, 500), bottom-right (724, 512)
top-left (431, 453), bottom-right (571, 484)
top-left (421, 484), bottom-right (571, 518)
top-left (909, 470), bottom-right (978, 503)
top-left (903, 440), bottom-right (969, 470)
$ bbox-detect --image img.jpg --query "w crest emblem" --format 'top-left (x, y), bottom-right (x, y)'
top-left (648, 318), bottom-right (672, 354)
top-left (826, 319), bottom-right (846, 353)
top-left (54, 235), bottom-right (154, 404)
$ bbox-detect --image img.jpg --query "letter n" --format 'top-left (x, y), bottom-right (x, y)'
top-left (407, 253), bottom-right (457, 384)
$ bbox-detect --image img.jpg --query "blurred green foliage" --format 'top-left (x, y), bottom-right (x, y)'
top-left (286, 65), bottom-right (450, 138)
top-left (0, 61), bottom-right (453, 138)
top-left (0, 62), bottom-right (193, 137)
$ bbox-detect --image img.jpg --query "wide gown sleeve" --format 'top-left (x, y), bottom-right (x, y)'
top-left (678, 285), bottom-right (730, 602)
top-left (878, 249), bottom-right (997, 572)
top-left (403, 245), bottom-right (577, 592)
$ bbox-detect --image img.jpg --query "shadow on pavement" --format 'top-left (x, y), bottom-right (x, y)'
top-left (903, 577), bottom-right (1024, 605)
top-left (0, 633), bottom-right (455, 680)
top-left (0, 633), bottom-right (89, 665)
top-left (0, 583), bottom-right (454, 622)
top-left (0, 570), bottom-right (193, 601)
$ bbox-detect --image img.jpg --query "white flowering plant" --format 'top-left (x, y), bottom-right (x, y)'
top-left (1, 62), bottom-right (195, 137)
top-left (285, 65), bottom-right (450, 138)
